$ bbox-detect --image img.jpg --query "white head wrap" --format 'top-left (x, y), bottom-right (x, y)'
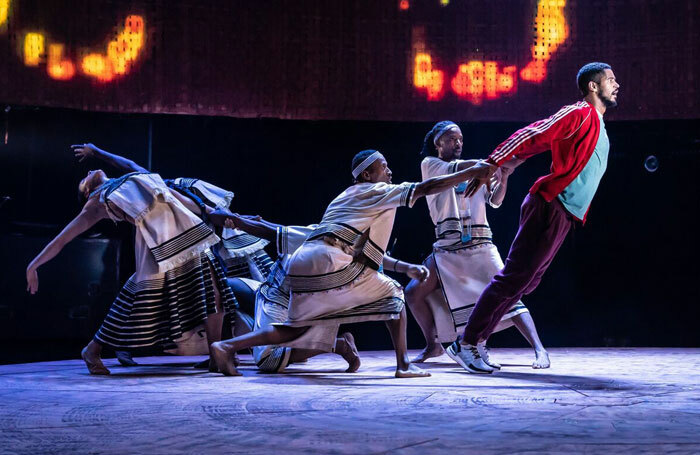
top-left (352, 151), bottom-right (383, 179)
top-left (433, 122), bottom-right (460, 145)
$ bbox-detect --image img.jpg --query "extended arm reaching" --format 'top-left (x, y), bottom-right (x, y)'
top-left (26, 199), bottom-right (107, 294)
top-left (223, 215), bottom-right (281, 243)
top-left (72, 143), bottom-right (149, 173)
top-left (382, 256), bottom-right (429, 282)
top-left (413, 160), bottom-right (494, 201)
top-left (487, 158), bottom-right (524, 208)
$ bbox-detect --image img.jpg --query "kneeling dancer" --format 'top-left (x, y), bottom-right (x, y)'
top-left (225, 215), bottom-right (428, 373)
top-left (211, 149), bottom-right (490, 377)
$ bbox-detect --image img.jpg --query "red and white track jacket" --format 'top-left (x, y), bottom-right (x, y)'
top-left (486, 101), bottom-right (601, 223)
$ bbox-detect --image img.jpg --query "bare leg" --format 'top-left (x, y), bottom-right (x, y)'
top-left (204, 263), bottom-right (241, 372)
top-left (385, 308), bottom-right (430, 378)
top-left (335, 332), bottom-right (361, 372)
top-left (81, 340), bottom-right (109, 375)
top-left (286, 332), bottom-right (361, 372)
top-left (511, 311), bottom-right (550, 369)
top-left (404, 256), bottom-right (444, 362)
top-left (211, 325), bottom-right (307, 376)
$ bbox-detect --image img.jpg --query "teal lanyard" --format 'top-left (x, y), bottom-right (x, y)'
top-left (455, 182), bottom-right (472, 244)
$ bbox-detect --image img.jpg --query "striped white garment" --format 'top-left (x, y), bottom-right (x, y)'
top-left (420, 156), bottom-right (529, 343)
top-left (427, 243), bottom-right (529, 343)
top-left (92, 174), bottom-right (237, 350)
top-left (421, 156), bottom-right (498, 247)
top-left (102, 173), bottom-right (220, 273)
top-left (166, 177), bottom-right (273, 281)
top-left (94, 249), bottom-right (237, 350)
top-left (282, 180), bottom-right (417, 352)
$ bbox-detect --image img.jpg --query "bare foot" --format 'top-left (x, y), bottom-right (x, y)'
top-left (533, 350), bottom-right (550, 369)
top-left (395, 363), bottom-right (431, 378)
top-left (196, 355), bottom-right (240, 372)
top-left (81, 346), bottom-right (110, 375)
top-left (336, 332), bottom-right (361, 373)
top-left (411, 344), bottom-right (445, 363)
top-left (210, 342), bottom-right (242, 376)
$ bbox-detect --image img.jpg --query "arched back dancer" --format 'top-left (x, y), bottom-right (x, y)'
top-left (26, 145), bottom-right (237, 374)
top-left (69, 144), bottom-right (272, 369)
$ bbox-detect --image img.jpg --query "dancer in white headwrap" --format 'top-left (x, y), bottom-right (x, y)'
top-left (211, 149), bottom-right (492, 377)
top-left (404, 122), bottom-right (550, 372)
top-left (225, 214), bottom-right (429, 373)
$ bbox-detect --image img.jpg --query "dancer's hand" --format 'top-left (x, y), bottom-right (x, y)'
top-left (209, 208), bottom-right (233, 227)
top-left (26, 266), bottom-right (39, 294)
top-left (71, 143), bottom-right (99, 162)
top-left (465, 160), bottom-right (498, 198)
top-left (406, 264), bottom-right (430, 282)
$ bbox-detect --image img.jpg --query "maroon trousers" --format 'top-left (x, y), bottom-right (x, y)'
top-left (462, 193), bottom-right (575, 345)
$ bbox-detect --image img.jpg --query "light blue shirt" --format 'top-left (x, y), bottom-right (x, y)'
top-left (558, 111), bottom-right (609, 220)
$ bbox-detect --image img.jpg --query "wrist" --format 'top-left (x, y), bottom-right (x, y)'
top-left (485, 156), bottom-right (499, 167)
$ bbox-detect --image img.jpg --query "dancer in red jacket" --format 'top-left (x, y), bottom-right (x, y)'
top-left (447, 62), bottom-right (620, 373)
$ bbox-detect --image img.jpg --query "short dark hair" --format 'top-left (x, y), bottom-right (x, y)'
top-left (420, 121), bottom-right (456, 157)
top-left (577, 62), bottom-right (611, 95)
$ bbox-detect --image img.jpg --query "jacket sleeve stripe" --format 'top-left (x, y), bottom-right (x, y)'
top-left (490, 102), bottom-right (582, 163)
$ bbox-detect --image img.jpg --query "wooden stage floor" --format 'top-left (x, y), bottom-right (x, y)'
top-left (0, 348), bottom-right (698, 454)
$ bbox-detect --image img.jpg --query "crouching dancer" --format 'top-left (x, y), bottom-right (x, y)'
top-left (210, 149), bottom-right (491, 377)
top-left (225, 215), bottom-right (429, 373)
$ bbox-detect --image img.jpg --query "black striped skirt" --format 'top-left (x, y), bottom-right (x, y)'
top-left (94, 250), bottom-right (237, 350)
top-left (223, 249), bottom-right (274, 280)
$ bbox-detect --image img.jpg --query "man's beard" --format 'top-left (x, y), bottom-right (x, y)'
top-left (600, 91), bottom-right (617, 108)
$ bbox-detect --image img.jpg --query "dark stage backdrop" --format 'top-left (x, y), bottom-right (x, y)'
top-left (0, 0), bottom-right (698, 121)
top-left (1, 107), bottom-right (698, 357)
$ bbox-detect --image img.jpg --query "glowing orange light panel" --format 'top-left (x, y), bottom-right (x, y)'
top-left (0, 0), bottom-right (9, 29)
top-left (451, 61), bottom-right (516, 104)
top-left (81, 15), bottom-right (145, 82)
top-left (413, 0), bottom-right (570, 103)
top-left (16, 11), bottom-right (145, 83)
top-left (414, 53), bottom-right (445, 101)
top-left (47, 44), bottom-right (75, 80)
top-left (23, 32), bottom-right (44, 66)
top-left (520, 0), bottom-right (569, 82)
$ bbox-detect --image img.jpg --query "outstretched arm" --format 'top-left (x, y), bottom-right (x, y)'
top-left (382, 256), bottom-right (429, 282)
top-left (452, 159), bottom-right (480, 172)
top-left (26, 199), bottom-right (107, 294)
top-left (413, 161), bottom-right (494, 201)
top-left (72, 143), bottom-right (148, 173)
top-left (488, 158), bottom-right (524, 208)
top-left (223, 215), bottom-right (281, 243)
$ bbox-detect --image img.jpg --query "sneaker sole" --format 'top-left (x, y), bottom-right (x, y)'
top-left (446, 348), bottom-right (493, 374)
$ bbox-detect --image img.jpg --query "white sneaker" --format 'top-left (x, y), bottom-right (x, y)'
top-left (446, 341), bottom-right (494, 374)
top-left (476, 342), bottom-right (501, 369)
